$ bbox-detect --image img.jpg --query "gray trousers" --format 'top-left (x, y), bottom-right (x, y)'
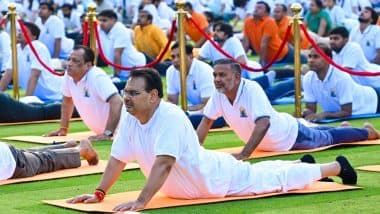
top-left (8, 144), bottom-right (81, 179)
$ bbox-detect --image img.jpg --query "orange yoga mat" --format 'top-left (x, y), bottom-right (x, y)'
top-left (0, 160), bottom-right (139, 186)
top-left (2, 131), bottom-right (97, 144)
top-left (357, 165), bottom-right (380, 172)
top-left (217, 139), bottom-right (380, 160)
top-left (209, 126), bottom-right (232, 133)
top-left (43, 182), bottom-right (360, 212)
top-left (0, 118), bottom-right (82, 126)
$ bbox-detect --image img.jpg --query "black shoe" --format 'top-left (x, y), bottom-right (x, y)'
top-left (336, 155), bottom-right (357, 185)
top-left (300, 154), bottom-right (316, 164)
top-left (300, 154), bottom-right (334, 182)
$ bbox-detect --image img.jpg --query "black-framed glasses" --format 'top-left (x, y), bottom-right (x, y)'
top-left (122, 90), bottom-right (144, 98)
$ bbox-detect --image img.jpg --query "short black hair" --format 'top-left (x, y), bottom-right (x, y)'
top-left (171, 42), bottom-right (194, 55)
top-left (330, 26), bottom-right (349, 38)
top-left (73, 45), bottom-right (95, 64)
top-left (61, 3), bottom-right (73, 10)
top-left (364, 6), bottom-right (379, 25)
top-left (184, 2), bottom-right (193, 10)
top-left (233, 0), bottom-right (248, 7)
top-left (97, 9), bottom-right (118, 20)
top-left (214, 58), bottom-right (242, 74)
top-left (39, 2), bottom-right (54, 12)
top-left (313, 0), bottom-right (324, 9)
top-left (313, 43), bottom-right (332, 58)
top-left (213, 22), bottom-right (233, 38)
top-left (139, 10), bottom-right (153, 21)
top-left (23, 22), bottom-right (41, 38)
top-left (129, 68), bottom-right (163, 98)
top-left (276, 3), bottom-right (287, 12)
top-left (256, 1), bottom-right (271, 13)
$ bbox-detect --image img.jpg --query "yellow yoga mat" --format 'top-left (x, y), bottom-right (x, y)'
top-left (43, 182), bottom-right (360, 212)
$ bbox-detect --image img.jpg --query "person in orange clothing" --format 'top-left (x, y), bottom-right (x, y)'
top-left (183, 2), bottom-right (211, 48)
top-left (242, 1), bottom-right (299, 66)
top-left (273, 4), bottom-right (310, 50)
top-left (134, 10), bottom-right (171, 75)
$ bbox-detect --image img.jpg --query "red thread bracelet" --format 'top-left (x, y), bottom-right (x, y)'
top-left (94, 190), bottom-right (105, 201)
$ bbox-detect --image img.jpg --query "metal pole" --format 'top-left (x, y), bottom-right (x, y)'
top-left (87, 3), bottom-right (97, 65)
top-left (291, 3), bottom-right (302, 118)
top-left (8, 4), bottom-right (19, 100)
top-left (175, 0), bottom-right (188, 111)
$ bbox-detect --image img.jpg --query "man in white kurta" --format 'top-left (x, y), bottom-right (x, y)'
top-left (329, 27), bottom-right (380, 88)
top-left (67, 68), bottom-right (358, 212)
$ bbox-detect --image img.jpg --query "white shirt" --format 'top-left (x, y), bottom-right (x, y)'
top-left (166, 59), bottom-right (215, 105)
top-left (0, 30), bottom-right (11, 71)
top-left (333, 42), bottom-right (380, 88)
top-left (5, 41), bottom-right (62, 102)
top-left (350, 25), bottom-right (380, 63)
top-left (203, 79), bottom-right (299, 151)
top-left (111, 101), bottom-right (257, 199)
top-left (303, 66), bottom-right (377, 115)
top-left (98, 22), bottom-right (146, 78)
top-left (57, 10), bottom-right (81, 33)
top-left (200, 36), bottom-right (247, 63)
top-left (337, 0), bottom-right (359, 18)
top-left (326, 5), bottom-right (345, 27)
top-left (62, 66), bottom-right (118, 134)
top-left (0, 142), bottom-right (16, 181)
top-left (35, 15), bottom-right (74, 58)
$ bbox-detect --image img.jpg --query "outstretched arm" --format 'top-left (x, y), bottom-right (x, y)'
top-left (112, 155), bottom-right (176, 212)
top-left (67, 156), bottom-right (127, 204)
top-left (196, 116), bottom-right (214, 145)
top-left (234, 117), bottom-right (270, 160)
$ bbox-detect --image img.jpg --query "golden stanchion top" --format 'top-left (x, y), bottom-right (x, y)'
top-left (175, 0), bottom-right (186, 8)
top-left (8, 3), bottom-right (17, 12)
top-left (87, 3), bottom-right (97, 13)
top-left (290, 3), bottom-right (302, 16)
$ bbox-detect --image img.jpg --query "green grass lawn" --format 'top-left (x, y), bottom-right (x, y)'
top-left (2, 100), bottom-right (380, 213)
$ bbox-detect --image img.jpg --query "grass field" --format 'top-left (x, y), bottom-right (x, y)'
top-left (2, 100), bottom-right (380, 213)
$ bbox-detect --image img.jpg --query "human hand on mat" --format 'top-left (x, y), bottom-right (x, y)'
top-left (113, 200), bottom-right (145, 212)
top-left (44, 128), bottom-right (67, 137)
top-left (88, 133), bottom-right (112, 142)
top-left (304, 112), bottom-right (326, 122)
top-left (66, 194), bottom-right (100, 204)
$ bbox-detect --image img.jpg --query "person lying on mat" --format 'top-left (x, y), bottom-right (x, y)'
top-left (196, 59), bottom-right (380, 160)
top-left (166, 42), bottom-right (226, 129)
top-left (302, 44), bottom-right (380, 121)
top-left (0, 140), bottom-right (98, 181)
top-left (44, 46), bottom-right (123, 141)
top-left (0, 92), bottom-right (80, 123)
top-left (67, 68), bottom-right (357, 212)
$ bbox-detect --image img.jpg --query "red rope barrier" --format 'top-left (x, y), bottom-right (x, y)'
top-left (18, 19), bottom-right (64, 76)
top-left (94, 19), bottom-right (176, 71)
top-left (300, 24), bottom-right (380, 76)
top-left (188, 16), bottom-right (292, 72)
top-left (0, 16), bottom-right (7, 26)
top-left (82, 19), bottom-right (89, 46)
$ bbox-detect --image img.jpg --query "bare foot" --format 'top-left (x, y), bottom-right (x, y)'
top-left (79, 139), bottom-right (99, 165)
top-left (63, 141), bottom-right (78, 148)
top-left (363, 122), bottom-right (380, 140)
top-left (340, 121), bottom-right (351, 127)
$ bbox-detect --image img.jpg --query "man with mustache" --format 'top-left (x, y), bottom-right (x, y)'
top-left (196, 58), bottom-right (379, 160)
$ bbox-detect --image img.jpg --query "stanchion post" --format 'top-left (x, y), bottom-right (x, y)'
top-left (291, 3), bottom-right (302, 118)
top-left (175, 0), bottom-right (188, 111)
top-left (87, 3), bottom-right (97, 65)
top-left (8, 4), bottom-right (19, 100)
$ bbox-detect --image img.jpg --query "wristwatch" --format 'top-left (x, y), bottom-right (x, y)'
top-left (104, 130), bottom-right (113, 137)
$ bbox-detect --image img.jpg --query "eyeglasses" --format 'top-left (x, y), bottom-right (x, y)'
top-left (122, 90), bottom-right (144, 98)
